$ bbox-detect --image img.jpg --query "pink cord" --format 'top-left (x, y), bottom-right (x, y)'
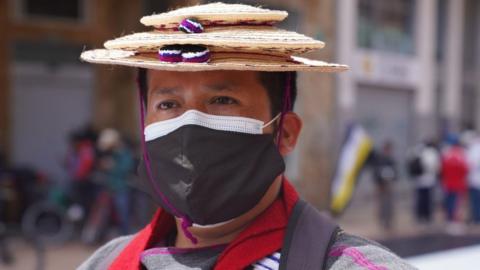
top-left (136, 76), bottom-right (198, 245)
top-left (276, 72), bottom-right (292, 149)
top-left (181, 217), bottom-right (198, 244)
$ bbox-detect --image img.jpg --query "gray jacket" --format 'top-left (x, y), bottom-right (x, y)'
top-left (78, 232), bottom-right (415, 270)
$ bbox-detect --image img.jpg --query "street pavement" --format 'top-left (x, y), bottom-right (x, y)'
top-left (381, 233), bottom-right (480, 257)
top-left (2, 238), bottom-right (96, 270)
top-left (336, 181), bottom-right (480, 257)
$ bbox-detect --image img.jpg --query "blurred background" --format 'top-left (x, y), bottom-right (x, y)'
top-left (0, 0), bottom-right (479, 269)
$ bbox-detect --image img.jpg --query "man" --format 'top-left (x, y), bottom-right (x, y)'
top-left (96, 129), bottom-right (134, 235)
top-left (441, 134), bottom-right (468, 234)
top-left (0, 148), bottom-right (14, 265)
top-left (65, 130), bottom-right (96, 222)
top-left (409, 140), bottom-right (440, 224)
top-left (372, 140), bottom-right (397, 230)
top-left (78, 3), bottom-right (414, 269)
top-left (465, 133), bottom-right (480, 224)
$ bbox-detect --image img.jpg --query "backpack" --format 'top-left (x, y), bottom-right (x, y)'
top-left (407, 156), bottom-right (424, 177)
top-left (280, 200), bottom-right (340, 270)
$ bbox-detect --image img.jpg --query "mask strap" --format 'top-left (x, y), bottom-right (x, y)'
top-left (263, 113), bottom-right (282, 128)
top-left (276, 72), bottom-right (292, 150)
top-left (136, 76), bottom-right (198, 245)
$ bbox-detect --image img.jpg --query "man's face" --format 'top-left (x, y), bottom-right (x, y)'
top-left (142, 70), bottom-right (302, 240)
top-left (145, 70), bottom-right (273, 132)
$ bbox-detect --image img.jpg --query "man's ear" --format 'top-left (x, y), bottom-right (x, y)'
top-left (278, 112), bottom-right (302, 156)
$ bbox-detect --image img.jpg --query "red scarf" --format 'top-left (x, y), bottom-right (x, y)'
top-left (109, 180), bottom-right (299, 270)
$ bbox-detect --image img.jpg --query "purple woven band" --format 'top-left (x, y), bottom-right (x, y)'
top-left (179, 18), bottom-right (204, 34)
top-left (158, 53), bottom-right (182, 63)
top-left (158, 47), bottom-right (210, 63)
top-left (182, 50), bottom-right (211, 63)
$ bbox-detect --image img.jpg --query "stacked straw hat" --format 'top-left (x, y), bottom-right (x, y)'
top-left (80, 2), bottom-right (348, 72)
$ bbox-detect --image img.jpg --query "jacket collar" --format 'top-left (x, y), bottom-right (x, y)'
top-left (109, 179), bottom-right (299, 270)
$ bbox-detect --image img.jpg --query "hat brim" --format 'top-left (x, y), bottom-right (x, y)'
top-left (104, 28), bottom-right (325, 55)
top-left (80, 49), bottom-right (349, 72)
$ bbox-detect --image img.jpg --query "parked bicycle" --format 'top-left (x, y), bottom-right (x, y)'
top-left (21, 174), bottom-right (85, 246)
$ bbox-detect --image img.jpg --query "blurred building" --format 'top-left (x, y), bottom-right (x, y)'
top-left (0, 0), bottom-right (338, 209)
top-left (1, 0), bottom-right (478, 210)
top-left (0, 0), bottom-right (171, 183)
top-left (337, 0), bottom-right (480, 166)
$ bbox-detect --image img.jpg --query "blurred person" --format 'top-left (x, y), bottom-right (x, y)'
top-left (465, 133), bottom-right (480, 224)
top-left (408, 140), bottom-right (440, 224)
top-left (65, 130), bottom-right (96, 220)
top-left (78, 3), bottom-right (414, 269)
top-left (96, 129), bottom-right (134, 235)
top-left (0, 148), bottom-right (13, 265)
top-left (373, 140), bottom-right (398, 230)
top-left (82, 123), bottom-right (99, 144)
top-left (441, 134), bottom-right (468, 234)
top-left (460, 129), bottom-right (476, 149)
top-left (0, 148), bottom-right (5, 174)
top-left (0, 225), bottom-right (12, 265)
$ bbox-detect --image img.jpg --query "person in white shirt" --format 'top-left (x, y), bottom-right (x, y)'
top-left (465, 134), bottom-right (480, 224)
top-left (410, 140), bottom-right (440, 224)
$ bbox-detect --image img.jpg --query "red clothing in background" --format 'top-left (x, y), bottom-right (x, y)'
top-left (69, 140), bottom-right (95, 181)
top-left (441, 146), bottom-right (468, 193)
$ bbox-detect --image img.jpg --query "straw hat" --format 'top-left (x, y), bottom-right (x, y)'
top-left (140, 2), bottom-right (288, 28)
top-left (80, 2), bottom-right (348, 72)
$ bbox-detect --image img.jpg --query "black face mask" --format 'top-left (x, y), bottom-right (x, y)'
top-left (137, 124), bottom-right (285, 226)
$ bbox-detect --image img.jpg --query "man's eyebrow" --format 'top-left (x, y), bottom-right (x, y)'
top-left (151, 87), bottom-right (180, 95)
top-left (204, 82), bottom-right (235, 92)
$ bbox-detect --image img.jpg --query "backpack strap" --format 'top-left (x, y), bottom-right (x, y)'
top-left (279, 199), bottom-right (340, 270)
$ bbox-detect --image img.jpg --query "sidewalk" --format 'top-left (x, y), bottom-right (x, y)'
top-left (336, 183), bottom-right (421, 240)
top-left (2, 238), bottom-right (96, 270)
top-left (335, 180), bottom-right (480, 255)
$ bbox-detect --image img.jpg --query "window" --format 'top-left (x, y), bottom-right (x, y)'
top-left (357, 0), bottom-right (416, 54)
top-left (13, 40), bottom-right (85, 65)
top-left (14, 0), bottom-right (87, 22)
top-left (436, 0), bottom-right (447, 62)
top-left (463, 0), bottom-right (479, 69)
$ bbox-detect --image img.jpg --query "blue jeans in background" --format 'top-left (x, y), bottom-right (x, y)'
top-left (444, 191), bottom-right (459, 221)
top-left (469, 188), bottom-right (480, 223)
top-left (113, 190), bottom-right (130, 235)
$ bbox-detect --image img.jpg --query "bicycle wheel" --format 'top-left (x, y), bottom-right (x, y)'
top-left (22, 201), bottom-right (73, 245)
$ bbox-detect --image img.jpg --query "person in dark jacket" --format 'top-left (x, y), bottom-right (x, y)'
top-left (408, 140), bottom-right (440, 224)
top-left (65, 130), bottom-right (96, 219)
top-left (373, 140), bottom-right (398, 230)
top-left (97, 129), bottom-right (134, 235)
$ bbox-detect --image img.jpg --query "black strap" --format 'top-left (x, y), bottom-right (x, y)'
top-left (279, 199), bottom-right (339, 270)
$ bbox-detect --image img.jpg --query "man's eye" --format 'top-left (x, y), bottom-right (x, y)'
top-left (156, 101), bottom-right (179, 110)
top-left (211, 96), bottom-right (238, 105)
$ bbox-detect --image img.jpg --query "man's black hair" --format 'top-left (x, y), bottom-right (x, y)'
top-left (137, 68), bottom-right (297, 117)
